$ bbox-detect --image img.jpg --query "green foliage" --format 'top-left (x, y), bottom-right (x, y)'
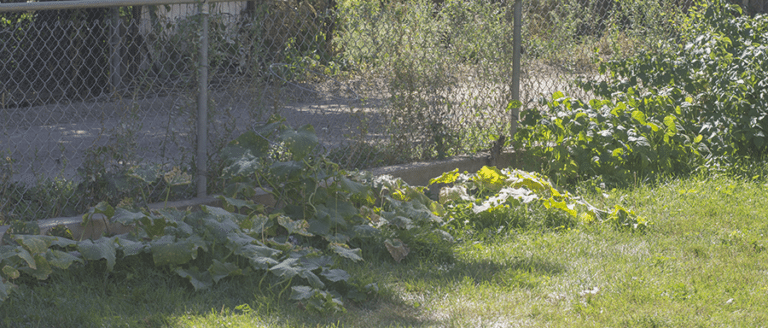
top-left (338, 0), bottom-right (515, 161)
top-left (515, 0), bottom-right (768, 188)
top-left (429, 166), bottom-right (648, 233)
top-left (0, 119), bottom-right (643, 313)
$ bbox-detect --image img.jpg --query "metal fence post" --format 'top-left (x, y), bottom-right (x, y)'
top-left (197, 0), bottom-right (209, 198)
top-left (510, 0), bottom-right (522, 141)
top-left (109, 7), bottom-right (122, 94)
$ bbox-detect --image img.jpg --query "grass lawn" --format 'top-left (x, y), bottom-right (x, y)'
top-left (2, 173), bottom-right (767, 327)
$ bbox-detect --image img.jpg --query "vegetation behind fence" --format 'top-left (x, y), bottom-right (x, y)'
top-left (2, 0), bottom-right (764, 222)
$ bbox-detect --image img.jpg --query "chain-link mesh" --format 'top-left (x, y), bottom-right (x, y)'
top-left (5, 0), bottom-right (763, 223)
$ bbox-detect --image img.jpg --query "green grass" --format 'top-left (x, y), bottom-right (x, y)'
top-left (3, 173), bottom-right (768, 327)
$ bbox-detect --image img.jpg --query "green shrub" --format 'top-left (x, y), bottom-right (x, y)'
top-left (515, 0), bottom-right (768, 188)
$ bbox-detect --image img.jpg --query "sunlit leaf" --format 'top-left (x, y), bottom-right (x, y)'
top-left (439, 185), bottom-right (472, 203)
top-left (384, 239), bottom-right (409, 263)
top-left (631, 110), bottom-right (647, 125)
top-left (430, 169), bottom-right (460, 186)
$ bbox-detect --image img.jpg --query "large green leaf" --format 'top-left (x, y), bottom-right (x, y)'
top-left (115, 237), bottom-right (146, 256)
top-left (77, 238), bottom-right (117, 271)
top-left (225, 232), bottom-right (257, 249)
top-left (207, 259), bottom-right (242, 283)
top-left (0, 278), bottom-right (15, 303)
top-left (139, 213), bottom-right (176, 239)
top-left (430, 168), bottom-right (460, 185)
top-left (12, 248), bottom-right (36, 270)
top-left (330, 244), bottom-right (363, 262)
top-left (270, 258), bottom-right (301, 279)
top-left (150, 235), bottom-right (205, 267)
top-left (351, 224), bottom-right (379, 238)
top-left (45, 250), bottom-right (84, 269)
top-left (13, 235), bottom-right (54, 254)
top-left (300, 256), bottom-right (334, 271)
top-left (19, 254), bottom-right (52, 280)
top-left (217, 195), bottom-right (261, 213)
top-left (326, 199), bottom-right (358, 221)
top-left (128, 164), bottom-right (161, 184)
top-left (221, 131), bottom-right (271, 163)
top-left (299, 269), bottom-right (325, 289)
top-left (111, 207), bottom-right (147, 226)
top-left (2, 265), bottom-right (20, 280)
top-left (321, 269), bottom-right (351, 282)
top-left (290, 285), bottom-right (315, 300)
top-left (280, 124), bottom-right (319, 161)
top-left (249, 214), bottom-right (274, 235)
top-left (270, 161), bottom-right (304, 180)
top-left (315, 203), bottom-right (348, 229)
top-left (337, 176), bottom-right (371, 197)
top-left (221, 130), bottom-right (271, 177)
top-left (631, 110), bottom-right (647, 125)
top-left (82, 201), bottom-right (115, 223)
top-left (174, 267), bottom-right (214, 291)
top-left (235, 244), bottom-right (281, 269)
top-left (277, 215), bottom-right (314, 237)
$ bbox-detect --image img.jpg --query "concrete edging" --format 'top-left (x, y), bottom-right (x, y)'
top-left (0, 151), bottom-right (515, 242)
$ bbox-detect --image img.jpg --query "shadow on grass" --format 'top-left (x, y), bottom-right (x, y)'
top-left (0, 243), bottom-right (564, 328)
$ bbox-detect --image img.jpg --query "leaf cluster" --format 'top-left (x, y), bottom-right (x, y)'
top-left (429, 167), bottom-right (648, 234)
top-left (515, 0), bottom-right (768, 188)
top-left (0, 118), bottom-right (647, 313)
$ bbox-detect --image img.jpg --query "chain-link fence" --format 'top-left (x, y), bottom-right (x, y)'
top-left (2, 0), bottom-right (764, 223)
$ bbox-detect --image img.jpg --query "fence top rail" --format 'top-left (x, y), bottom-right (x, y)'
top-left (0, 0), bottom-right (239, 13)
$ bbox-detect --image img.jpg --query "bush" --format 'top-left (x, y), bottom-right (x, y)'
top-left (514, 0), bottom-right (768, 188)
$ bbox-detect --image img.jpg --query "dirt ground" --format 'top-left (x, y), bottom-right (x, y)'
top-left (1, 67), bottom-right (579, 186)
top-left (0, 80), bottom-right (380, 185)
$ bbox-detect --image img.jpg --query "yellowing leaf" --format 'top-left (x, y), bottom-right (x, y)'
top-left (384, 239), bottom-right (409, 263)
top-left (430, 169), bottom-right (460, 185)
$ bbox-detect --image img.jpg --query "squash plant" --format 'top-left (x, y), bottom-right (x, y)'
top-left (0, 116), bottom-right (645, 312)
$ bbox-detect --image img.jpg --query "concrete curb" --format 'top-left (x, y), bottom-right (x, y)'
top-left (0, 151), bottom-right (516, 242)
